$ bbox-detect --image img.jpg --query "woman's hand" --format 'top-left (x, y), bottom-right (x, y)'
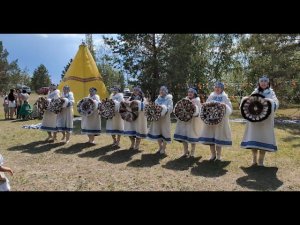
top-left (7, 168), bottom-right (13, 176)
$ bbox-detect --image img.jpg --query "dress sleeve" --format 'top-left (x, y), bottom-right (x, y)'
top-left (69, 92), bottom-right (75, 106)
top-left (166, 97), bottom-right (173, 113)
top-left (95, 95), bottom-right (101, 103)
top-left (224, 95), bottom-right (233, 115)
top-left (119, 94), bottom-right (124, 102)
top-left (206, 94), bottom-right (213, 103)
top-left (270, 90), bottom-right (279, 110)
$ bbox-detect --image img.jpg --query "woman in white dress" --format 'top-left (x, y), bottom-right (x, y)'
top-left (174, 88), bottom-right (202, 157)
top-left (123, 87), bottom-right (148, 150)
top-left (81, 87), bottom-right (101, 144)
top-left (106, 87), bottom-right (124, 147)
top-left (198, 82), bottom-right (232, 161)
top-left (147, 86), bottom-right (173, 155)
top-left (40, 84), bottom-right (60, 141)
top-left (56, 85), bottom-right (74, 144)
top-left (240, 75), bottom-right (279, 166)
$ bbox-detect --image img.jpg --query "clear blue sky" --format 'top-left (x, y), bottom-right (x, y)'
top-left (0, 34), bottom-right (107, 84)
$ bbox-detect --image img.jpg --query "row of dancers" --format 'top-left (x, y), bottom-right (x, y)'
top-left (40, 75), bottom-right (278, 166)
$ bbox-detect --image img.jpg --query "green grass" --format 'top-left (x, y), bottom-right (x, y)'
top-left (0, 93), bottom-right (299, 191)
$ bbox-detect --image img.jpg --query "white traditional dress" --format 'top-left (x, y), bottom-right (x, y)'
top-left (106, 93), bottom-right (124, 135)
top-left (198, 91), bottom-right (232, 146)
top-left (240, 88), bottom-right (279, 152)
top-left (147, 94), bottom-right (173, 143)
top-left (40, 89), bottom-right (60, 132)
top-left (0, 154), bottom-right (10, 192)
top-left (56, 92), bottom-right (74, 133)
top-left (123, 95), bottom-right (148, 139)
top-left (174, 97), bottom-right (202, 143)
top-left (81, 94), bottom-right (101, 135)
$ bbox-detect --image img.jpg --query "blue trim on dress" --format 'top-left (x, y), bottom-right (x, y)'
top-left (123, 130), bottom-right (147, 138)
top-left (40, 126), bottom-right (58, 131)
top-left (173, 134), bottom-right (199, 143)
top-left (106, 129), bottom-right (124, 135)
top-left (147, 133), bottom-right (171, 142)
top-left (198, 137), bottom-right (232, 146)
top-left (81, 129), bottom-right (101, 134)
top-left (57, 127), bottom-right (73, 132)
top-left (241, 141), bottom-right (277, 151)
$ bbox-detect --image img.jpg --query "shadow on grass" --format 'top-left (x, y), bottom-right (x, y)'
top-left (78, 144), bottom-right (119, 158)
top-left (293, 144), bottom-right (300, 148)
top-left (236, 166), bottom-right (283, 191)
top-left (127, 153), bottom-right (167, 168)
top-left (162, 156), bottom-right (202, 171)
top-left (8, 140), bottom-right (65, 154)
top-left (55, 142), bottom-right (96, 154)
top-left (281, 136), bottom-right (300, 142)
top-left (24, 142), bottom-right (65, 154)
top-left (8, 140), bottom-right (46, 151)
top-left (190, 160), bottom-right (231, 178)
top-left (0, 119), bottom-right (9, 121)
top-left (99, 148), bottom-right (141, 164)
top-left (11, 119), bottom-right (28, 123)
top-left (275, 123), bottom-right (300, 136)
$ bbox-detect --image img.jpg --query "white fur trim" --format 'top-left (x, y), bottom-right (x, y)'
top-left (114, 100), bottom-right (120, 112)
top-left (161, 105), bottom-right (167, 116)
top-left (115, 92), bottom-right (124, 98)
top-left (193, 105), bottom-right (199, 116)
top-left (0, 154), bottom-right (3, 166)
top-left (165, 94), bottom-right (173, 100)
top-left (136, 100), bottom-right (143, 111)
top-left (209, 91), bottom-right (228, 98)
top-left (62, 98), bottom-right (69, 108)
top-left (225, 104), bottom-right (232, 115)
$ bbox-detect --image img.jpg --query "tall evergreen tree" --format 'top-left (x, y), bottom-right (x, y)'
top-left (0, 41), bottom-right (10, 91)
top-left (61, 58), bottom-right (73, 81)
top-left (86, 34), bottom-right (96, 60)
top-left (31, 64), bottom-right (51, 91)
top-left (238, 34), bottom-right (300, 103)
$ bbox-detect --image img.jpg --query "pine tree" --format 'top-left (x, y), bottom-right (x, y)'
top-left (0, 41), bottom-right (10, 92)
top-left (86, 34), bottom-right (96, 60)
top-left (61, 58), bottom-right (73, 81)
top-left (31, 64), bottom-right (51, 91)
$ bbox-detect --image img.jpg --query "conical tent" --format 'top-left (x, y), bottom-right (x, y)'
top-left (58, 43), bottom-right (108, 116)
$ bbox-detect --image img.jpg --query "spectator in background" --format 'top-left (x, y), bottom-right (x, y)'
top-left (19, 90), bottom-right (32, 120)
top-left (21, 89), bottom-right (30, 102)
top-left (8, 89), bottom-right (16, 120)
top-left (15, 89), bottom-right (22, 118)
top-left (2, 92), bottom-right (9, 119)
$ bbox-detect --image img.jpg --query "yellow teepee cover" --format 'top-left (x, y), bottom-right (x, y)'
top-left (58, 43), bottom-right (108, 115)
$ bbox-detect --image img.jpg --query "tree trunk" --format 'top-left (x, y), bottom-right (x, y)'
top-left (151, 34), bottom-right (159, 101)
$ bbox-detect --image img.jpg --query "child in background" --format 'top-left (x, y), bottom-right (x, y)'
top-left (0, 154), bottom-right (13, 192)
top-left (8, 89), bottom-right (16, 120)
top-left (3, 94), bottom-right (9, 119)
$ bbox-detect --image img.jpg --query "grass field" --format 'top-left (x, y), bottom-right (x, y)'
top-left (0, 93), bottom-right (299, 191)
